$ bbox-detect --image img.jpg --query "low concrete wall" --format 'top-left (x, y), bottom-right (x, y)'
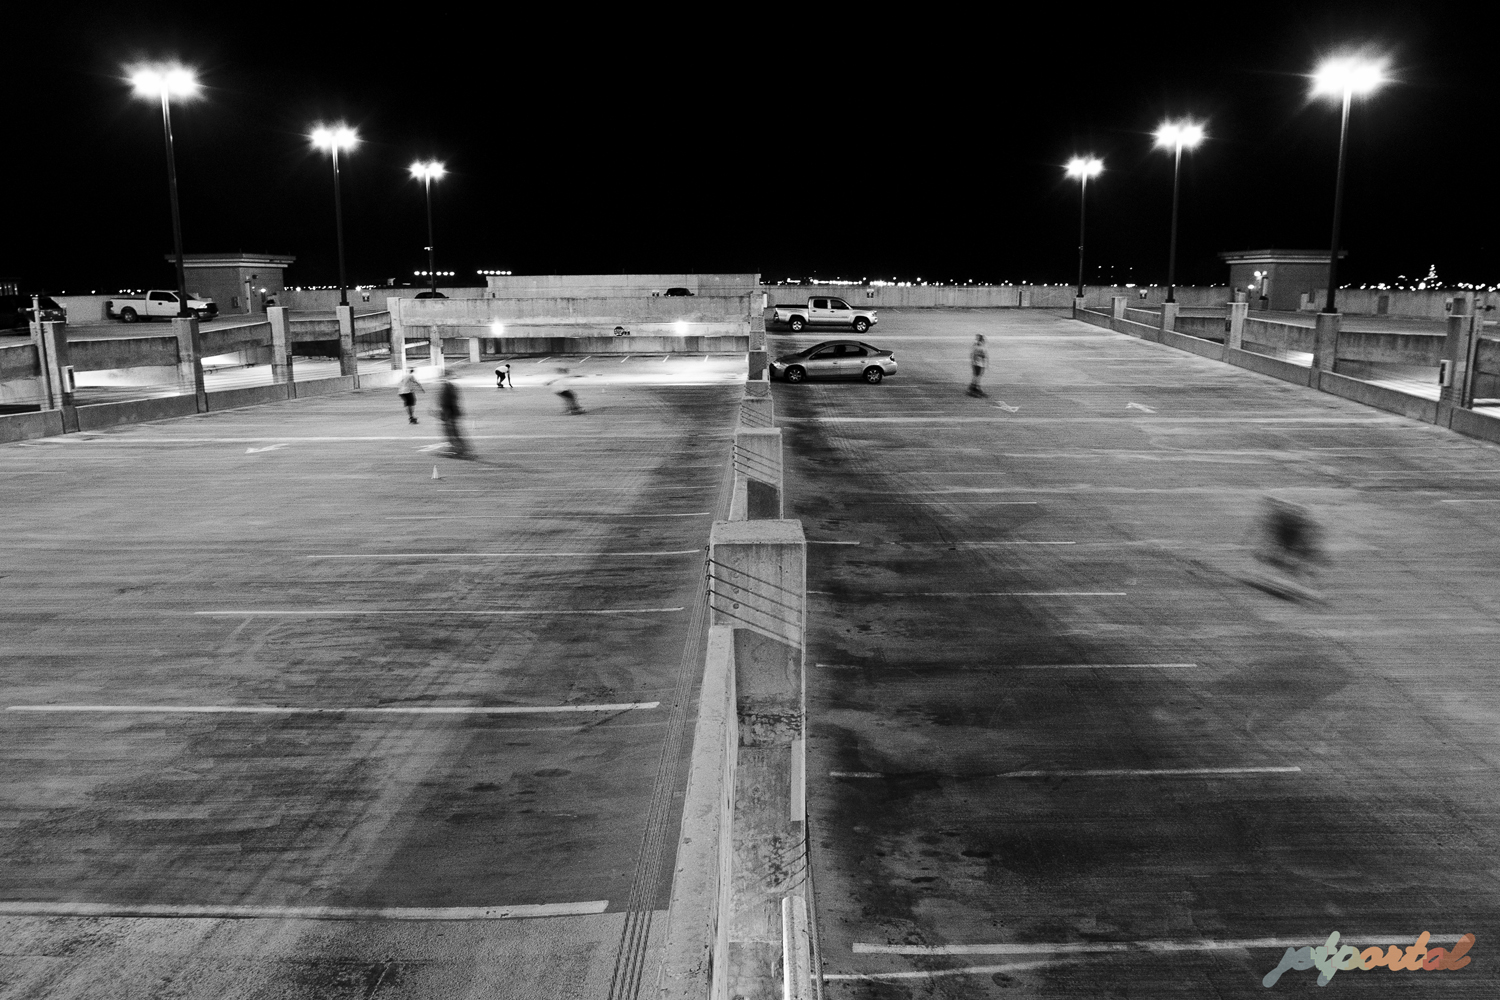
top-left (206, 383), bottom-right (291, 411)
top-left (398, 295), bottom-right (755, 329)
top-left (1447, 406), bottom-right (1500, 445)
top-left (485, 273), bottom-right (759, 298)
top-left (1161, 329), bottom-right (1225, 360)
top-left (1, 341), bottom-right (40, 380)
top-left (200, 321), bottom-right (273, 357)
top-left (278, 287), bottom-right (483, 311)
top-left (1244, 318), bottom-right (1316, 353)
top-left (765, 284), bottom-right (1231, 310)
top-left (75, 394), bottom-right (200, 431)
top-left (1317, 371), bottom-right (1441, 422)
top-left (452, 335), bottom-right (748, 356)
top-left (1174, 314), bottom-right (1227, 341)
top-left (0, 408), bottom-right (64, 443)
top-left (68, 336), bottom-right (180, 372)
top-left (1224, 347), bottom-right (1313, 386)
top-left (290, 374), bottom-right (359, 397)
top-left (1336, 331), bottom-right (1446, 366)
top-left (1310, 287), bottom-right (1497, 321)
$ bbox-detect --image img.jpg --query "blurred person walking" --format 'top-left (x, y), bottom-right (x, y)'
top-left (436, 371), bottom-right (474, 458)
top-left (398, 368), bottom-right (425, 424)
top-left (967, 334), bottom-right (988, 397)
top-left (548, 367), bottom-right (585, 415)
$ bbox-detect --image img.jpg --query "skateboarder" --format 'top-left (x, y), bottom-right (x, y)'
top-left (967, 334), bottom-right (988, 397)
top-left (398, 369), bottom-right (425, 423)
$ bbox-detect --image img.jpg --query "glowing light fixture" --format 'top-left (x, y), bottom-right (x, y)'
top-left (1153, 120), bottom-right (1206, 304)
top-left (1065, 157), bottom-right (1104, 299)
top-left (1311, 54), bottom-right (1389, 314)
top-left (310, 124), bottom-right (359, 308)
top-left (409, 160), bottom-right (446, 296)
top-left (128, 63), bottom-right (200, 319)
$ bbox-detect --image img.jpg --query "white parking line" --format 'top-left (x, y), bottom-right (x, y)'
top-left (193, 608), bottom-right (685, 616)
top-left (305, 550), bottom-right (701, 559)
top-left (7, 703), bottom-right (659, 715)
top-left (1013, 663), bottom-right (1196, 669)
top-left (808, 591), bottom-right (1126, 598)
top-left (852, 933), bottom-right (1472, 956)
top-left (0, 901), bottom-right (608, 921)
top-left (829, 766), bottom-right (1300, 778)
top-left (386, 512), bottom-right (711, 520)
top-left (807, 540), bottom-right (860, 546)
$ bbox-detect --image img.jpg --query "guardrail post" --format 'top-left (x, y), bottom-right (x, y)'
top-left (386, 297), bottom-right (405, 370)
top-left (1159, 301), bottom-right (1179, 335)
top-left (706, 519), bottom-right (808, 1000)
top-left (1072, 295), bottom-right (1086, 318)
top-left (734, 427), bottom-right (784, 520)
top-left (1111, 295), bottom-right (1127, 320)
top-left (32, 319), bottom-right (73, 412)
top-left (1312, 311), bottom-right (1341, 376)
top-left (335, 304), bottom-right (359, 385)
top-left (740, 380), bottom-right (775, 428)
top-left (268, 306), bottom-right (292, 384)
top-left (1227, 301), bottom-right (1248, 350)
top-left (749, 310), bottom-right (768, 380)
top-left (171, 316), bottom-right (207, 412)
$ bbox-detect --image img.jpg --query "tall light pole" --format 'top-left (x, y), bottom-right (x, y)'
top-left (129, 64), bottom-right (198, 318)
top-left (1312, 56), bottom-right (1387, 314)
top-left (1065, 156), bottom-right (1103, 298)
top-left (1153, 121), bottom-right (1205, 304)
top-left (312, 125), bottom-right (358, 307)
top-left (409, 160), bottom-right (446, 296)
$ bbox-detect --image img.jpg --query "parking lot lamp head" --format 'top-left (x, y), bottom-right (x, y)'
top-left (410, 161), bottom-right (446, 296)
top-left (1065, 157), bottom-right (1103, 298)
top-left (311, 125), bottom-right (358, 307)
top-left (1311, 56), bottom-right (1387, 314)
top-left (1153, 120), bottom-right (1205, 304)
top-left (128, 64), bottom-right (199, 317)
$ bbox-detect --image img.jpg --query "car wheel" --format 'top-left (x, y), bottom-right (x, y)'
top-left (789, 317), bottom-right (805, 332)
top-left (853, 318), bottom-right (869, 333)
top-left (120, 308), bottom-right (137, 323)
top-left (785, 365), bottom-right (806, 384)
top-left (863, 366), bottom-right (884, 384)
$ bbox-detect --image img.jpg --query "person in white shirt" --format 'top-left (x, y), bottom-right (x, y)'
top-left (397, 369), bottom-right (424, 423)
top-left (967, 334), bottom-right (988, 397)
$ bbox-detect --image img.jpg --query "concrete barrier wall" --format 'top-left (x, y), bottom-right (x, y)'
top-left (1308, 287), bottom-right (1497, 321)
top-left (290, 374), bottom-right (359, 397)
top-left (1, 342), bottom-right (40, 380)
top-left (764, 284), bottom-right (1232, 310)
top-left (68, 336), bottom-right (180, 372)
top-left (205, 383), bottom-right (292, 411)
top-left (1161, 329), bottom-right (1226, 360)
top-left (1244, 318), bottom-right (1316, 353)
top-left (1447, 406), bottom-right (1500, 445)
top-left (398, 295), bottom-right (755, 328)
top-left (75, 394), bottom-right (200, 431)
top-left (200, 322), bottom-right (273, 358)
top-left (1335, 331), bottom-right (1446, 366)
top-left (278, 287), bottom-right (483, 311)
top-left (485, 273), bottom-right (759, 298)
top-left (1174, 315), bottom-right (1227, 340)
top-left (427, 335), bottom-right (749, 356)
top-left (0, 408), bottom-right (64, 443)
top-left (1317, 371), bottom-right (1441, 422)
top-left (1224, 347), bottom-right (1313, 386)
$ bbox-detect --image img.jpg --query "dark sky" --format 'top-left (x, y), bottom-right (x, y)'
top-left (10, 2), bottom-right (1495, 293)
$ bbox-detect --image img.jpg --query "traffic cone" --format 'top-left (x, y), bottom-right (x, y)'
top-left (432, 465), bottom-right (441, 480)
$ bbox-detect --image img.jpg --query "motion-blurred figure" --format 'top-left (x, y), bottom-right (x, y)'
top-left (437, 371), bottom-right (473, 458)
top-left (967, 334), bottom-right (988, 397)
top-left (1254, 497), bottom-right (1326, 582)
top-left (549, 367), bottom-right (585, 415)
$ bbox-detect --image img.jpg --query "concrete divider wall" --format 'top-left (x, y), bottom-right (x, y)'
top-left (0, 408), bottom-right (64, 443)
top-left (1317, 371), bottom-right (1441, 422)
top-left (1309, 287), bottom-right (1497, 321)
top-left (74, 394), bottom-right (201, 431)
top-left (432, 334), bottom-right (750, 357)
top-left (205, 383), bottom-right (292, 411)
top-left (68, 336), bottom-right (180, 372)
top-left (277, 288), bottom-right (484, 311)
top-left (485, 273), bottom-right (759, 298)
top-left (764, 284), bottom-right (1231, 310)
top-left (398, 295), bottom-right (756, 329)
top-left (1, 342), bottom-right (40, 380)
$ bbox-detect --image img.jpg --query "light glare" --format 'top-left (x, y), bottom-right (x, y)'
top-left (409, 160), bottom-right (446, 181)
top-left (311, 124), bottom-right (358, 150)
top-left (1065, 156), bottom-right (1103, 179)
top-left (1312, 56), bottom-right (1388, 97)
top-left (1154, 121), bottom-right (1205, 150)
top-left (128, 64), bottom-right (199, 99)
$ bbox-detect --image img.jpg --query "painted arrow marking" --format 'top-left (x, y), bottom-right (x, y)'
top-left (1125, 402), bottom-right (1156, 413)
top-left (415, 443), bottom-right (447, 453)
top-left (245, 443), bottom-right (289, 454)
top-left (994, 401), bottom-right (1020, 413)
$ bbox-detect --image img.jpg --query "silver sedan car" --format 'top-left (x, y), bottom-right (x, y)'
top-left (769, 340), bottom-right (898, 384)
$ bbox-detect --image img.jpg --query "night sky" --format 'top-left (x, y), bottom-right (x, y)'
top-left (11, 2), bottom-right (1494, 293)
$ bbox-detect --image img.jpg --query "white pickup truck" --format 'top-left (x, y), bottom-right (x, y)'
top-left (771, 296), bottom-right (878, 334)
top-left (106, 289), bottom-right (219, 323)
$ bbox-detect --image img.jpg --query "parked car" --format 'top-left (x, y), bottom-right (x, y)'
top-left (769, 340), bottom-right (898, 384)
top-left (771, 296), bottom-right (878, 333)
top-left (415, 291), bottom-right (448, 299)
top-left (664, 287), bottom-right (694, 297)
top-left (106, 289), bottom-right (218, 322)
top-left (0, 294), bottom-right (66, 331)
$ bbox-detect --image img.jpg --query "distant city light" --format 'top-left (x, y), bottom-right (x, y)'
top-left (128, 65), bottom-right (198, 99)
top-left (478, 270), bottom-right (513, 275)
top-left (412, 270), bottom-right (455, 277)
top-left (1312, 56), bottom-right (1388, 98)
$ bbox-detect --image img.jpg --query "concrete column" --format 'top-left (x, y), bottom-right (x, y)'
top-left (1019, 288), bottom-right (1032, 308)
top-left (335, 304), bottom-right (359, 385)
top-left (32, 319), bottom-right (73, 411)
top-left (1312, 311), bottom-right (1341, 374)
top-left (733, 427), bottom-right (784, 520)
top-left (1111, 295), bottom-right (1127, 320)
top-left (1073, 296), bottom-right (1086, 317)
top-left (468, 337), bottom-right (481, 364)
top-left (1440, 297), bottom-right (1478, 411)
top-left (268, 306), bottom-right (292, 383)
top-left (430, 331), bottom-right (445, 370)
top-left (386, 296), bottom-right (405, 370)
top-left (706, 519), bottom-right (806, 1000)
top-left (1227, 301), bottom-right (1248, 351)
top-left (1159, 301), bottom-right (1179, 335)
top-left (172, 316), bottom-right (207, 411)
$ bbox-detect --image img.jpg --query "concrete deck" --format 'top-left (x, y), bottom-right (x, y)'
top-left (0, 357), bottom-right (745, 998)
top-left (775, 310), bottom-right (1500, 996)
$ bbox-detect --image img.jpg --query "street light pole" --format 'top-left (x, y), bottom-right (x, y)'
top-left (1313, 56), bottom-right (1387, 315)
top-left (1153, 121), bottom-right (1205, 305)
top-left (410, 160), bottom-right (446, 296)
top-left (312, 126), bottom-right (358, 307)
top-left (1066, 157), bottom-right (1103, 299)
top-left (131, 65), bottom-right (198, 318)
